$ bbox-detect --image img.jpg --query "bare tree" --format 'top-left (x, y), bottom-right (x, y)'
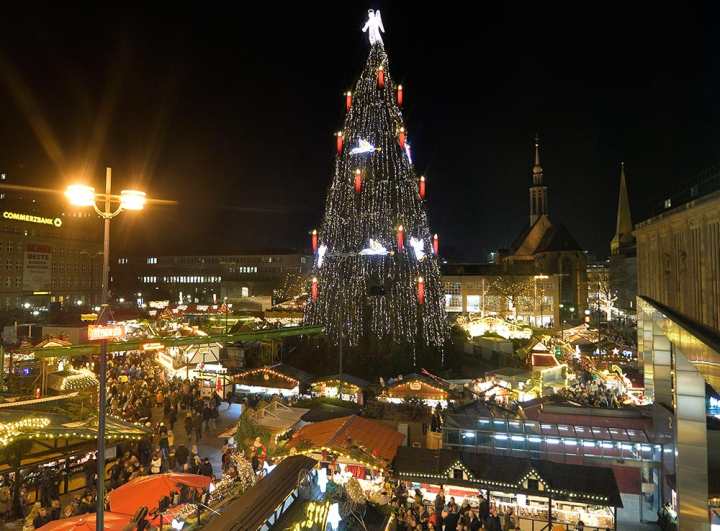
top-left (594, 271), bottom-right (617, 321)
top-left (491, 276), bottom-right (535, 320)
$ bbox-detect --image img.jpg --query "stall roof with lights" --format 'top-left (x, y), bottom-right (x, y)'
top-left (234, 363), bottom-right (313, 390)
top-left (311, 373), bottom-right (370, 390)
top-left (286, 415), bottom-right (404, 464)
top-left (0, 403), bottom-right (150, 473)
top-left (393, 447), bottom-right (623, 507)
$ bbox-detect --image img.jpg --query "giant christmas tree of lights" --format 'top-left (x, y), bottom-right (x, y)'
top-left (304, 10), bottom-right (446, 352)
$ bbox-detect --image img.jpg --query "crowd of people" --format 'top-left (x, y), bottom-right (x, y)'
top-left (2, 352), bottom-right (225, 529)
top-left (391, 484), bottom-right (519, 531)
top-left (556, 378), bottom-right (626, 409)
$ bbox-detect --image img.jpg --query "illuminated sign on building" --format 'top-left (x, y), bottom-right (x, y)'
top-left (88, 325), bottom-right (125, 341)
top-left (2, 211), bottom-right (62, 227)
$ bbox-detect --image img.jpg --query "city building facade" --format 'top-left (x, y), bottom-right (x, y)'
top-left (112, 251), bottom-right (312, 310)
top-left (0, 187), bottom-right (102, 310)
top-left (441, 262), bottom-right (559, 326)
top-left (636, 174), bottom-right (720, 529)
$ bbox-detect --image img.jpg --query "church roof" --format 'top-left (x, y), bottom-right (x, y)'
top-left (534, 222), bottom-right (583, 253)
top-left (509, 215), bottom-right (553, 256)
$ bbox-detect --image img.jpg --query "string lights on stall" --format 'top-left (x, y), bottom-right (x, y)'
top-left (235, 367), bottom-right (300, 387)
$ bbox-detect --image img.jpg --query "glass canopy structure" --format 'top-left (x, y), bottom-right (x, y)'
top-left (444, 416), bottom-right (662, 464)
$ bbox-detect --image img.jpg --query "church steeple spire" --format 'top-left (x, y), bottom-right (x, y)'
top-left (532, 133), bottom-right (543, 185)
top-left (529, 134), bottom-right (548, 225)
top-left (611, 161), bottom-right (634, 255)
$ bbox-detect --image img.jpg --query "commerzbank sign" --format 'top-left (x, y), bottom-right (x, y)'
top-left (2, 211), bottom-right (62, 228)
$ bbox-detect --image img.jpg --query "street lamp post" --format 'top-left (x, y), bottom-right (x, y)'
top-left (66, 168), bottom-right (145, 531)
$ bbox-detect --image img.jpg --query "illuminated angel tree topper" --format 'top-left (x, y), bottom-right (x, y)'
top-left (304, 15), bottom-right (447, 353)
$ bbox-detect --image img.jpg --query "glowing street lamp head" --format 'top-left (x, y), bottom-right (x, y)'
top-left (65, 184), bottom-right (96, 207)
top-left (120, 190), bottom-right (146, 211)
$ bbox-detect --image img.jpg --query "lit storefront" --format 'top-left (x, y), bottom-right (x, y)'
top-left (310, 374), bottom-right (369, 404)
top-left (234, 363), bottom-right (311, 397)
top-left (393, 447), bottom-right (623, 530)
top-left (379, 373), bottom-right (451, 408)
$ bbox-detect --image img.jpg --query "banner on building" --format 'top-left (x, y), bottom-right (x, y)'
top-left (23, 244), bottom-right (52, 292)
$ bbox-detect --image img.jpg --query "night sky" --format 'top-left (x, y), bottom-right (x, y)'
top-left (0, 3), bottom-right (718, 260)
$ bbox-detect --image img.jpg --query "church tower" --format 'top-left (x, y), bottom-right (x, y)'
top-left (529, 134), bottom-right (548, 226)
top-left (610, 162), bottom-right (635, 255)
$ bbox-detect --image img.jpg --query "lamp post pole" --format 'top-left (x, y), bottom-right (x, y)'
top-left (96, 167), bottom-right (112, 531)
top-left (66, 168), bottom-right (146, 531)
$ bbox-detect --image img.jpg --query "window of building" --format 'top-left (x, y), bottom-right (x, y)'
top-left (147, 257), bottom-right (157, 264)
top-left (664, 198), bottom-right (672, 209)
top-left (118, 258), bottom-right (128, 264)
top-left (241, 287), bottom-right (249, 297)
top-left (466, 295), bottom-right (480, 313)
top-left (444, 282), bottom-right (462, 312)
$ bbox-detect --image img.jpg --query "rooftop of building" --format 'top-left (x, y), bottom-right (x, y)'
top-left (639, 164), bottom-right (720, 227)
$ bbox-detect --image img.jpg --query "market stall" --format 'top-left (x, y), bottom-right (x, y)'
top-left (46, 368), bottom-right (98, 392)
top-left (393, 447), bottom-right (623, 530)
top-left (0, 400), bottom-right (150, 504)
top-left (281, 415), bottom-right (403, 497)
top-left (310, 374), bottom-right (369, 404)
top-left (379, 373), bottom-right (451, 407)
top-left (233, 363), bottom-right (312, 398)
top-left (218, 400), bottom-right (309, 446)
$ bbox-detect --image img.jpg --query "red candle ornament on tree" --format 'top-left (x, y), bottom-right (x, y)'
top-left (377, 66), bottom-right (385, 88)
top-left (417, 276), bottom-right (425, 305)
top-left (345, 91), bottom-right (352, 112)
top-left (311, 277), bottom-right (318, 302)
top-left (433, 233), bottom-right (439, 256)
top-left (396, 225), bottom-right (405, 252)
top-left (335, 132), bottom-right (344, 155)
top-left (354, 169), bottom-right (363, 193)
top-left (397, 84), bottom-right (403, 106)
top-left (418, 175), bottom-right (426, 199)
top-left (398, 127), bottom-right (406, 149)
top-left (311, 229), bottom-right (318, 254)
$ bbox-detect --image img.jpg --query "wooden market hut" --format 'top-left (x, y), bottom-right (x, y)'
top-left (379, 373), bottom-right (451, 407)
top-left (218, 400), bottom-right (310, 446)
top-left (393, 447), bottom-right (623, 530)
top-left (310, 373), bottom-right (370, 404)
top-left (0, 398), bottom-right (150, 503)
top-left (285, 415), bottom-right (404, 474)
top-left (233, 363), bottom-right (313, 397)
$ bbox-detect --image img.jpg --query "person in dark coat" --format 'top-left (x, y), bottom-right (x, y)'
top-left (175, 444), bottom-right (189, 472)
top-left (33, 506), bottom-right (51, 528)
top-left (168, 405), bottom-right (178, 431)
top-left (478, 494), bottom-right (489, 523)
top-left (485, 508), bottom-right (501, 531)
top-left (193, 411), bottom-right (203, 442)
top-left (199, 458), bottom-right (214, 478)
